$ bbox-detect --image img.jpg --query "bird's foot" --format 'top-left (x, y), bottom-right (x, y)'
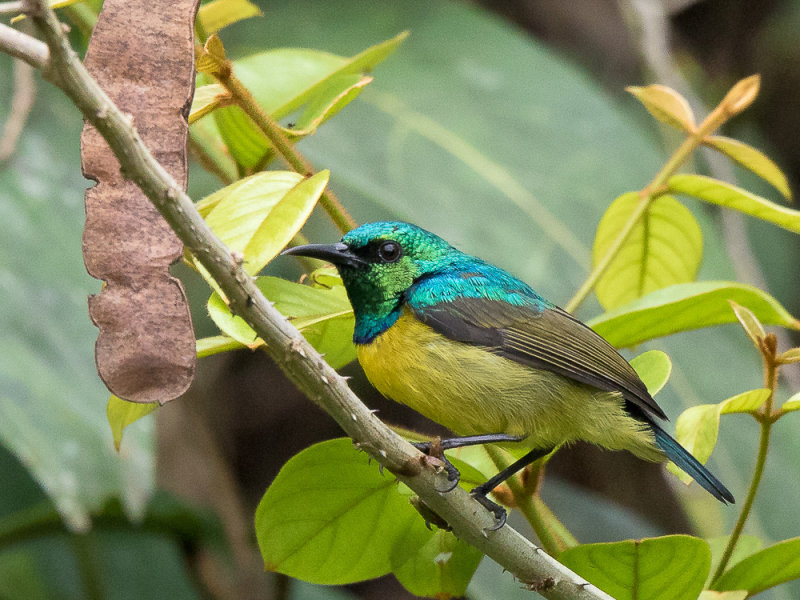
top-left (412, 438), bottom-right (461, 493)
top-left (469, 488), bottom-right (507, 531)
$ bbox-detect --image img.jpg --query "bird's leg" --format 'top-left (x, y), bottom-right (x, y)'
top-left (411, 433), bottom-right (526, 493)
top-left (413, 433), bottom-right (527, 453)
top-left (470, 446), bottom-right (554, 530)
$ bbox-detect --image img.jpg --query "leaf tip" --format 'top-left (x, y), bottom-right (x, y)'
top-left (723, 74), bottom-right (760, 116)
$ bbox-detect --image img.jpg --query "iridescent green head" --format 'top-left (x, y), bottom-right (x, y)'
top-left (283, 221), bottom-right (461, 340)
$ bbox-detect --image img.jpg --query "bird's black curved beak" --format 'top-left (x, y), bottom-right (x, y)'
top-left (281, 242), bottom-right (368, 269)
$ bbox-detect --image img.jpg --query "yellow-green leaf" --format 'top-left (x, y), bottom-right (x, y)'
top-left (197, 0), bottom-right (262, 35)
top-left (244, 170), bottom-right (329, 275)
top-left (668, 389), bottom-right (769, 483)
top-left (704, 136), bottom-right (791, 201)
top-left (107, 395), bottom-right (158, 452)
top-left (213, 32), bottom-right (408, 168)
top-left (669, 174), bottom-right (800, 234)
top-left (729, 300), bottom-right (765, 349)
top-left (627, 84), bottom-right (696, 132)
top-left (588, 281), bottom-right (800, 348)
top-left (713, 538), bottom-right (800, 596)
top-left (196, 335), bottom-right (244, 358)
top-left (195, 35), bottom-right (227, 75)
top-left (779, 348), bottom-right (800, 365)
top-left (782, 392), bottom-right (800, 414)
top-left (630, 350), bottom-right (672, 396)
top-left (208, 276), bottom-right (356, 368)
top-left (593, 192), bottom-right (702, 310)
top-left (291, 74), bottom-right (373, 135)
top-left (189, 84), bottom-right (231, 124)
top-left (202, 171), bottom-right (304, 250)
top-left (559, 535), bottom-right (710, 600)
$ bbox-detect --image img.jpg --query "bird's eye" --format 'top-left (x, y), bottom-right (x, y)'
top-left (377, 240), bottom-right (402, 263)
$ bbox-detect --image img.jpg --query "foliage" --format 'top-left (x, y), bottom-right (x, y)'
top-left (2, 0), bottom-right (800, 598)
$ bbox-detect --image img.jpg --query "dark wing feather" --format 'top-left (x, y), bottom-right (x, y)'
top-left (411, 296), bottom-right (667, 421)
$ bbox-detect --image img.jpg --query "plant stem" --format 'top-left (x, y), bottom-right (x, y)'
top-left (213, 63), bottom-right (356, 234)
top-left (711, 339), bottom-right (779, 583)
top-left (565, 85), bottom-right (745, 314)
top-left (711, 419), bottom-right (770, 583)
top-left (484, 447), bottom-right (575, 556)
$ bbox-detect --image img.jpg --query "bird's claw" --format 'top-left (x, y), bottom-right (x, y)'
top-left (470, 489), bottom-right (507, 531)
top-left (413, 438), bottom-right (462, 492)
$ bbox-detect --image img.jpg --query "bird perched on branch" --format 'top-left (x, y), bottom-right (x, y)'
top-left (283, 221), bottom-right (734, 528)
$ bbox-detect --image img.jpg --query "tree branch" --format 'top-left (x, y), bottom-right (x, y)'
top-left (0, 21), bottom-right (47, 68)
top-left (12, 1), bottom-right (612, 598)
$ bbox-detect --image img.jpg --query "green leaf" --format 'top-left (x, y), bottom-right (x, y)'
top-left (630, 350), bottom-right (672, 396)
top-left (593, 193), bottom-right (703, 310)
top-left (668, 389), bottom-right (769, 483)
top-left (107, 396), bottom-right (159, 453)
top-left (729, 300), bottom-right (765, 349)
top-left (559, 535), bottom-right (711, 600)
top-left (291, 74), bottom-right (373, 135)
top-left (214, 33), bottom-right (407, 168)
top-left (244, 170), bottom-right (329, 274)
top-left (627, 84), bottom-right (695, 132)
top-left (669, 174), bottom-right (800, 234)
top-left (196, 335), bottom-right (245, 358)
top-left (588, 281), bottom-right (800, 348)
top-left (189, 84), bottom-right (230, 124)
top-left (255, 438), bottom-right (418, 584)
top-left (391, 517), bottom-right (483, 598)
top-left (208, 276), bottom-right (356, 368)
top-left (713, 538), bottom-right (800, 595)
top-left (188, 97), bottom-right (238, 183)
top-left (704, 135), bottom-right (792, 201)
top-left (782, 392), bottom-right (800, 414)
top-left (197, 0), bottom-right (262, 34)
top-left (779, 347), bottom-right (800, 365)
top-left (201, 171), bottom-right (304, 250)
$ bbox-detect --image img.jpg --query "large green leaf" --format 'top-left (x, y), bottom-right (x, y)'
top-left (712, 538), bottom-right (800, 596)
top-left (559, 535), bottom-right (711, 600)
top-left (593, 192), bottom-right (703, 310)
top-left (630, 350), bottom-right (672, 396)
top-left (669, 174), bottom-right (800, 233)
top-left (391, 517), bottom-right (483, 598)
top-left (588, 281), bottom-right (800, 348)
top-left (212, 33), bottom-right (407, 168)
top-left (255, 438), bottom-right (417, 584)
top-left (208, 274), bottom-right (356, 368)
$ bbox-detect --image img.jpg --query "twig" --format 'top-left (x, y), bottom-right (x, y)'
top-left (7, 2), bottom-right (613, 597)
top-left (0, 55), bottom-right (36, 164)
top-left (0, 21), bottom-right (47, 67)
top-left (0, 1), bottom-right (23, 15)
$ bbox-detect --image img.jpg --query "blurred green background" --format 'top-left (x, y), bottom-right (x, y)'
top-left (1, 1), bottom-right (798, 598)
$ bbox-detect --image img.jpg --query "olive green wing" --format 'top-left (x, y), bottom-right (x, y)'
top-left (411, 296), bottom-right (667, 421)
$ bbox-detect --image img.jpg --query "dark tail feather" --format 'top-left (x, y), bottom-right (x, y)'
top-left (651, 422), bottom-right (735, 504)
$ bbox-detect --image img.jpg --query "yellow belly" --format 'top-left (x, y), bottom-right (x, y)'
top-left (357, 308), bottom-right (660, 460)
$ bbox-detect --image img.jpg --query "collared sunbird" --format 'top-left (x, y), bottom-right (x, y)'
top-left (283, 221), bottom-right (734, 528)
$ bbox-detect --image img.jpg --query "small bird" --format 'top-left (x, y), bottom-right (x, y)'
top-left (283, 221), bottom-right (734, 527)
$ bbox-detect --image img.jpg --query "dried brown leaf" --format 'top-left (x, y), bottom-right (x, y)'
top-left (81, 0), bottom-right (199, 403)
